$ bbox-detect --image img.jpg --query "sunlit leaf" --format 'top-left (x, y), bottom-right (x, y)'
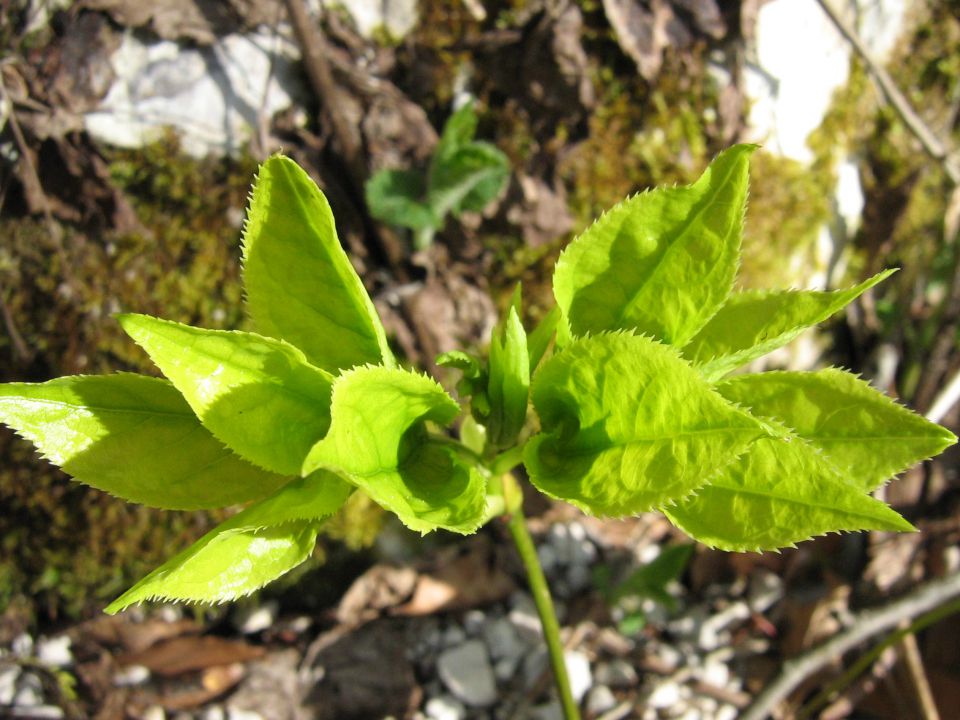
top-left (0, 374), bottom-right (288, 509)
top-left (119, 314), bottom-right (333, 475)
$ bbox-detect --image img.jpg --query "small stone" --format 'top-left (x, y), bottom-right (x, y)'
top-left (463, 610), bottom-right (486, 636)
top-left (13, 707), bottom-right (63, 719)
top-left (716, 704), bottom-right (738, 720)
top-left (113, 664), bottom-right (150, 687)
top-left (493, 656), bottom-right (521, 682)
top-left (201, 707), bottom-right (226, 720)
top-left (233, 601), bottom-right (278, 635)
top-left (482, 618), bottom-right (526, 662)
top-left (748, 570), bottom-right (784, 614)
top-left (13, 671), bottom-right (43, 707)
top-left (508, 593), bottom-right (542, 643)
top-left (698, 660), bottom-right (729, 688)
top-left (548, 524), bottom-right (574, 565)
top-left (530, 701), bottom-right (563, 720)
top-left (647, 680), bottom-right (682, 709)
top-left (157, 605), bottom-right (183, 623)
top-left (0, 665), bottom-right (20, 704)
top-left (586, 685), bottom-right (617, 715)
top-left (537, 544), bottom-right (559, 573)
top-left (564, 650), bottom-right (592, 703)
top-left (437, 640), bottom-right (497, 707)
top-left (567, 564), bottom-right (591, 593)
top-left (424, 695), bottom-right (467, 720)
top-left (442, 625), bottom-right (467, 648)
top-left (36, 636), bottom-right (72, 668)
top-left (142, 707), bottom-right (166, 720)
top-left (227, 710), bottom-right (264, 720)
top-left (11, 634), bottom-right (33, 658)
top-left (594, 659), bottom-right (638, 689)
top-left (522, 648), bottom-right (548, 687)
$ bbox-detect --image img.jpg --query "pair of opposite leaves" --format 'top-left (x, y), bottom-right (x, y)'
top-left (0, 147), bottom-right (954, 611)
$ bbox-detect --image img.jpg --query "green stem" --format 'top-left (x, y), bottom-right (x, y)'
top-left (502, 475), bottom-right (581, 720)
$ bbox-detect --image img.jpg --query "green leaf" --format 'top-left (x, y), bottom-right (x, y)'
top-left (610, 543), bottom-right (693, 608)
top-left (663, 435), bottom-right (915, 552)
top-left (527, 306), bottom-right (560, 374)
top-left (105, 471), bottom-right (352, 613)
top-left (717, 369), bottom-right (957, 490)
top-left (428, 143), bottom-right (510, 220)
top-left (242, 155), bottom-right (394, 372)
top-left (0, 374), bottom-right (288, 510)
top-left (119, 314), bottom-right (334, 476)
top-left (524, 332), bottom-right (769, 516)
top-left (365, 169), bottom-right (437, 230)
top-left (303, 366), bottom-right (487, 534)
top-left (487, 305), bottom-right (530, 449)
top-left (684, 270), bottom-right (895, 382)
top-left (432, 100), bottom-right (479, 166)
top-left (553, 145), bottom-right (755, 346)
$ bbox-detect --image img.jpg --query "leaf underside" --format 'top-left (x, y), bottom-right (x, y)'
top-left (119, 314), bottom-right (334, 476)
top-left (663, 435), bottom-right (914, 552)
top-left (553, 145), bottom-right (755, 346)
top-left (524, 332), bottom-right (768, 516)
top-left (0, 374), bottom-right (288, 510)
top-left (304, 366), bottom-right (487, 534)
top-left (242, 155), bottom-right (394, 372)
top-left (105, 471), bottom-right (352, 613)
top-left (684, 270), bottom-right (895, 382)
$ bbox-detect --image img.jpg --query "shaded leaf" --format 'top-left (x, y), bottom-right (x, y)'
top-left (0, 374), bottom-right (287, 509)
top-left (119, 314), bottom-right (333, 476)
top-left (663, 435), bottom-right (915, 552)
top-left (105, 471), bottom-right (351, 613)
top-left (553, 145), bottom-right (754, 346)
top-left (717, 369), bottom-right (957, 490)
top-left (684, 270), bottom-right (895, 382)
top-left (365, 169), bottom-right (436, 230)
top-left (242, 155), bottom-right (394, 372)
top-left (524, 332), bottom-right (768, 516)
top-left (428, 143), bottom-right (510, 220)
top-left (303, 366), bottom-right (487, 534)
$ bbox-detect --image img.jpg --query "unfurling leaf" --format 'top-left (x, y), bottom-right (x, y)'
top-left (303, 367), bottom-right (487, 534)
top-left (524, 332), bottom-right (768, 516)
top-left (553, 145), bottom-right (754, 346)
top-left (119, 314), bottom-right (334, 476)
top-left (105, 471), bottom-right (352, 612)
top-left (487, 305), bottom-right (530, 450)
top-left (717, 369), bottom-right (957, 490)
top-left (0, 374), bottom-right (288, 509)
top-left (243, 155), bottom-right (394, 372)
top-left (663, 435), bottom-right (915, 552)
top-left (684, 270), bottom-right (895, 382)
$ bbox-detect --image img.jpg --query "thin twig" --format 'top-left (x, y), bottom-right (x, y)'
top-left (741, 572), bottom-right (960, 720)
top-left (815, 0), bottom-right (959, 185)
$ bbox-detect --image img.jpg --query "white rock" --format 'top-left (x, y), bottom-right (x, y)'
top-left (698, 660), bottom-right (730, 689)
top-left (437, 640), bottom-right (497, 707)
top-left (202, 707), bottom-right (226, 720)
top-left (113, 664), bottom-right (150, 687)
top-left (424, 695), bottom-right (467, 720)
top-left (85, 30), bottom-right (303, 158)
top-left (586, 685), bottom-right (617, 715)
top-left (234, 601), bottom-right (278, 635)
top-left (653, 644), bottom-right (682, 671)
top-left (698, 602), bottom-right (750, 651)
top-left (483, 618), bottom-right (526, 662)
top-left (0, 665), bottom-right (20, 704)
top-left (13, 707), bottom-right (63, 719)
top-left (647, 680), bottom-right (682, 709)
top-left (326, 0), bottom-right (419, 40)
top-left (564, 650), bottom-right (592, 703)
top-left (36, 636), bottom-right (72, 668)
top-left (142, 707), bottom-right (166, 720)
top-left (13, 671), bottom-right (43, 707)
top-left (594, 659), bottom-right (638, 689)
top-left (11, 634), bottom-right (33, 658)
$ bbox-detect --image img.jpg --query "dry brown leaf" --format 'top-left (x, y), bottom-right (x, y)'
top-left (118, 636), bottom-right (264, 677)
top-left (335, 565), bottom-right (419, 626)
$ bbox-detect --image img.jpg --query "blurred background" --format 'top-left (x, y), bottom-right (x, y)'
top-left (1, 0), bottom-right (959, 718)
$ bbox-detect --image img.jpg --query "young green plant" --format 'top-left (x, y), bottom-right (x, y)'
top-left (1, 146), bottom-right (954, 719)
top-left (365, 100), bottom-right (510, 249)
